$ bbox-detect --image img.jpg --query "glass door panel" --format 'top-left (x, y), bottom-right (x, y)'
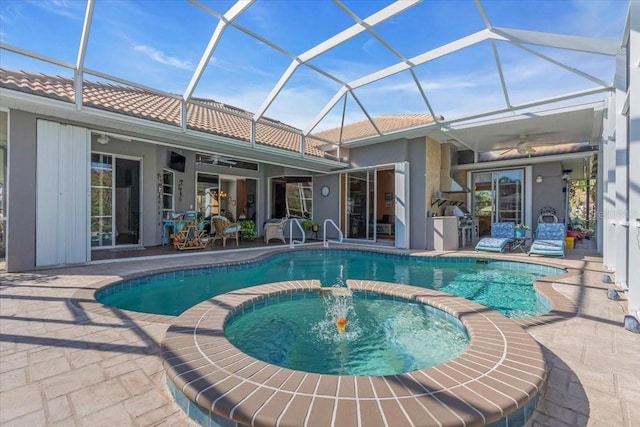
top-left (346, 172), bottom-right (367, 239)
top-left (472, 172), bottom-right (493, 237)
top-left (115, 158), bottom-right (141, 245)
top-left (472, 169), bottom-right (524, 236)
top-left (345, 170), bottom-right (376, 241)
top-left (495, 170), bottom-right (523, 224)
top-left (91, 154), bottom-right (141, 248)
top-left (196, 173), bottom-right (220, 219)
top-left (91, 154), bottom-right (113, 247)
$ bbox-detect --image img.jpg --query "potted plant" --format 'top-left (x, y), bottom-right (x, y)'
top-left (514, 223), bottom-right (529, 238)
top-left (238, 220), bottom-right (257, 240)
top-left (197, 216), bottom-right (206, 231)
top-left (301, 220), bottom-right (320, 237)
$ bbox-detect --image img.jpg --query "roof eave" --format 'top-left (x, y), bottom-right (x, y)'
top-left (0, 88), bottom-right (348, 173)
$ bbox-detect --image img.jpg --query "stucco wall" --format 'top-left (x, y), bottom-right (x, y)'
top-left (407, 138), bottom-right (427, 249)
top-left (532, 162), bottom-right (566, 224)
top-left (349, 137), bottom-right (430, 249)
top-left (7, 111), bottom-right (37, 272)
top-left (425, 138), bottom-right (442, 215)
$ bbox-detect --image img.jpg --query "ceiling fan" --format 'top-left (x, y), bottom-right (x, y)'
top-left (196, 153), bottom-right (237, 165)
top-left (497, 133), bottom-right (559, 156)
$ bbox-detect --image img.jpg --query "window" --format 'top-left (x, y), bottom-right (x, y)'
top-left (162, 169), bottom-right (175, 218)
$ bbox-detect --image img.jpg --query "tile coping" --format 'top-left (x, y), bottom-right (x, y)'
top-left (162, 279), bottom-right (548, 427)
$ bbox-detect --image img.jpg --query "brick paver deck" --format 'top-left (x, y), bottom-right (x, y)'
top-left (0, 245), bottom-right (638, 426)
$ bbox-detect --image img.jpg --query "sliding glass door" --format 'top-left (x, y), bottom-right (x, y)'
top-left (346, 171), bottom-right (373, 239)
top-left (197, 173), bottom-right (258, 224)
top-left (472, 168), bottom-right (524, 236)
top-left (91, 154), bottom-right (141, 248)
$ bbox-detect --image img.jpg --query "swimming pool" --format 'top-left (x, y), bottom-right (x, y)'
top-left (97, 249), bottom-right (564, 318)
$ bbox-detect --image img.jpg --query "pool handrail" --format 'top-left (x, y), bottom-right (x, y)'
top-left (323, 219), bottom-right (344, 247)
top-left (289, 218), bottom-right (306, 248)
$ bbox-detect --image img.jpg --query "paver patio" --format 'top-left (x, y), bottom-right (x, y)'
top-left (0, 243), bottom-right (638, 426)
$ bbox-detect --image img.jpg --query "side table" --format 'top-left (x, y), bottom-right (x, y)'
top-left (510, 236), bottom-right (529, 253)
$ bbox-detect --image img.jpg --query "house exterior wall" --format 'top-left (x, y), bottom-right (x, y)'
top-left (407, 139), bottom-right (427, 249)
top-left (6, 110), bottom-right (37, 272)
top-left (313, 174), bottom-right (341, 239)
top-left (614, 44), bottom-right (629, 291)
top-left (531, 162), bottom-right (566, 224)
top-left (425, 138), bottom-right (442, 215)
top-left (626, 3), bottom-right (639, 317)
top-left (349, 137), bottom-right (428, 249)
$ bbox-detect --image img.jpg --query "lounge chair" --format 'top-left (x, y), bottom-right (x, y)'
top-left (475, 222), bottom-right (515, 253)
top-left (211, 215), bottom-right (240, 247)
top-left (529, 223), bottom-right (566, 257)
top-left (264, 218), bottom-right (286, 244)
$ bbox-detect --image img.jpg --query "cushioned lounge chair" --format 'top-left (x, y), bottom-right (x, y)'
top-left (475, 222), bottom-right (515, 253)
top-left (529, 223), bottom-right (566, 257)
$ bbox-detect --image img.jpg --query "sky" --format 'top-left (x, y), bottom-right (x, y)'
top-left (0, 0), bottom-right (630, 132)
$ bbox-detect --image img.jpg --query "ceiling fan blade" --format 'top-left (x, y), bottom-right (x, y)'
top-left (499, 147), bottom-right (514, 156)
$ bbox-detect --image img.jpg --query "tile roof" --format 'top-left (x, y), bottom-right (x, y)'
top-left (0, 68), bottom-right (326, 158)
top-left (314, 113), bottom-right (444, 143)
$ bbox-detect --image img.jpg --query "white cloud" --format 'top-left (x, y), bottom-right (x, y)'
top-left (569, 0), bottom-right (628, 39)
top-left (29, 0), bottom-right (80, 20)
top-left (132, 44), bottom-right (193, 70)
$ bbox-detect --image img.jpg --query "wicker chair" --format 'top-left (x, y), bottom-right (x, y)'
top-left (264, 218), bottom-right (286, 244)
top-left (211, 215), bottom-right (239, 247)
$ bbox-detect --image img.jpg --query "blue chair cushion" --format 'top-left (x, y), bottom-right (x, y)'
top-left (535, 223), bottom-right (565, 240)
top-left (475, 222), bottom-right (515, 253)
top-left (491, 222), bottom-right (515, 239)
top-left (475, 237), bottom-right (512, 252)
top-left (530, 239), bottom-right (564, 253)
top-left (225, 226), bottom-right (238, 233)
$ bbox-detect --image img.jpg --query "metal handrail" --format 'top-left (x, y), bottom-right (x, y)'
top-left (323, 219), bottom-right (344, 247)
top-left (289, 218), bottom-right (306, 248)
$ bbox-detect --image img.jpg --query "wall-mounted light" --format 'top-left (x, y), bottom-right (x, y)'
top-left (96, 134), bottom-right (110, 145)
top-left (536, 175), bottom-right (543, 184)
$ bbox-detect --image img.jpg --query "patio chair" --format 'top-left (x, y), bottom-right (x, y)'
top-left (529, 223), bottom-right (566, 257)
top-left (264, 218), bottom-right (287, 244)
top-left (211, 215), bottom-right (240, 247)
top-left (474, 222), bottom-right (515, 253)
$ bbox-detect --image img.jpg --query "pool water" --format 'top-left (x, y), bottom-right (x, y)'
top-left (225, 292), bottom-right (470, 376)
top-left (98, 250), bottom-right (563, 317)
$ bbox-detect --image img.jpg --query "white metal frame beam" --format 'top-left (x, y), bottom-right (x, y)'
top-left (253, 0), bottom-right (421, 123)
top-left (490, 27), bottom-right (620, 56)
top-left (182, 0), bottom-right (254, 130)
top-left (305, 29), bottom-right (492, 135)
top-left (74, 0), bottom-right (94, 110)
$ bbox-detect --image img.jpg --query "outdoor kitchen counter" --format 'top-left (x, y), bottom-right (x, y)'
top-left (425, 216), bottom-right (459, 250)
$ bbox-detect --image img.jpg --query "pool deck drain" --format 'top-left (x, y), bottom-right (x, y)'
top-left (162, 279), bottom-right (548, 427)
